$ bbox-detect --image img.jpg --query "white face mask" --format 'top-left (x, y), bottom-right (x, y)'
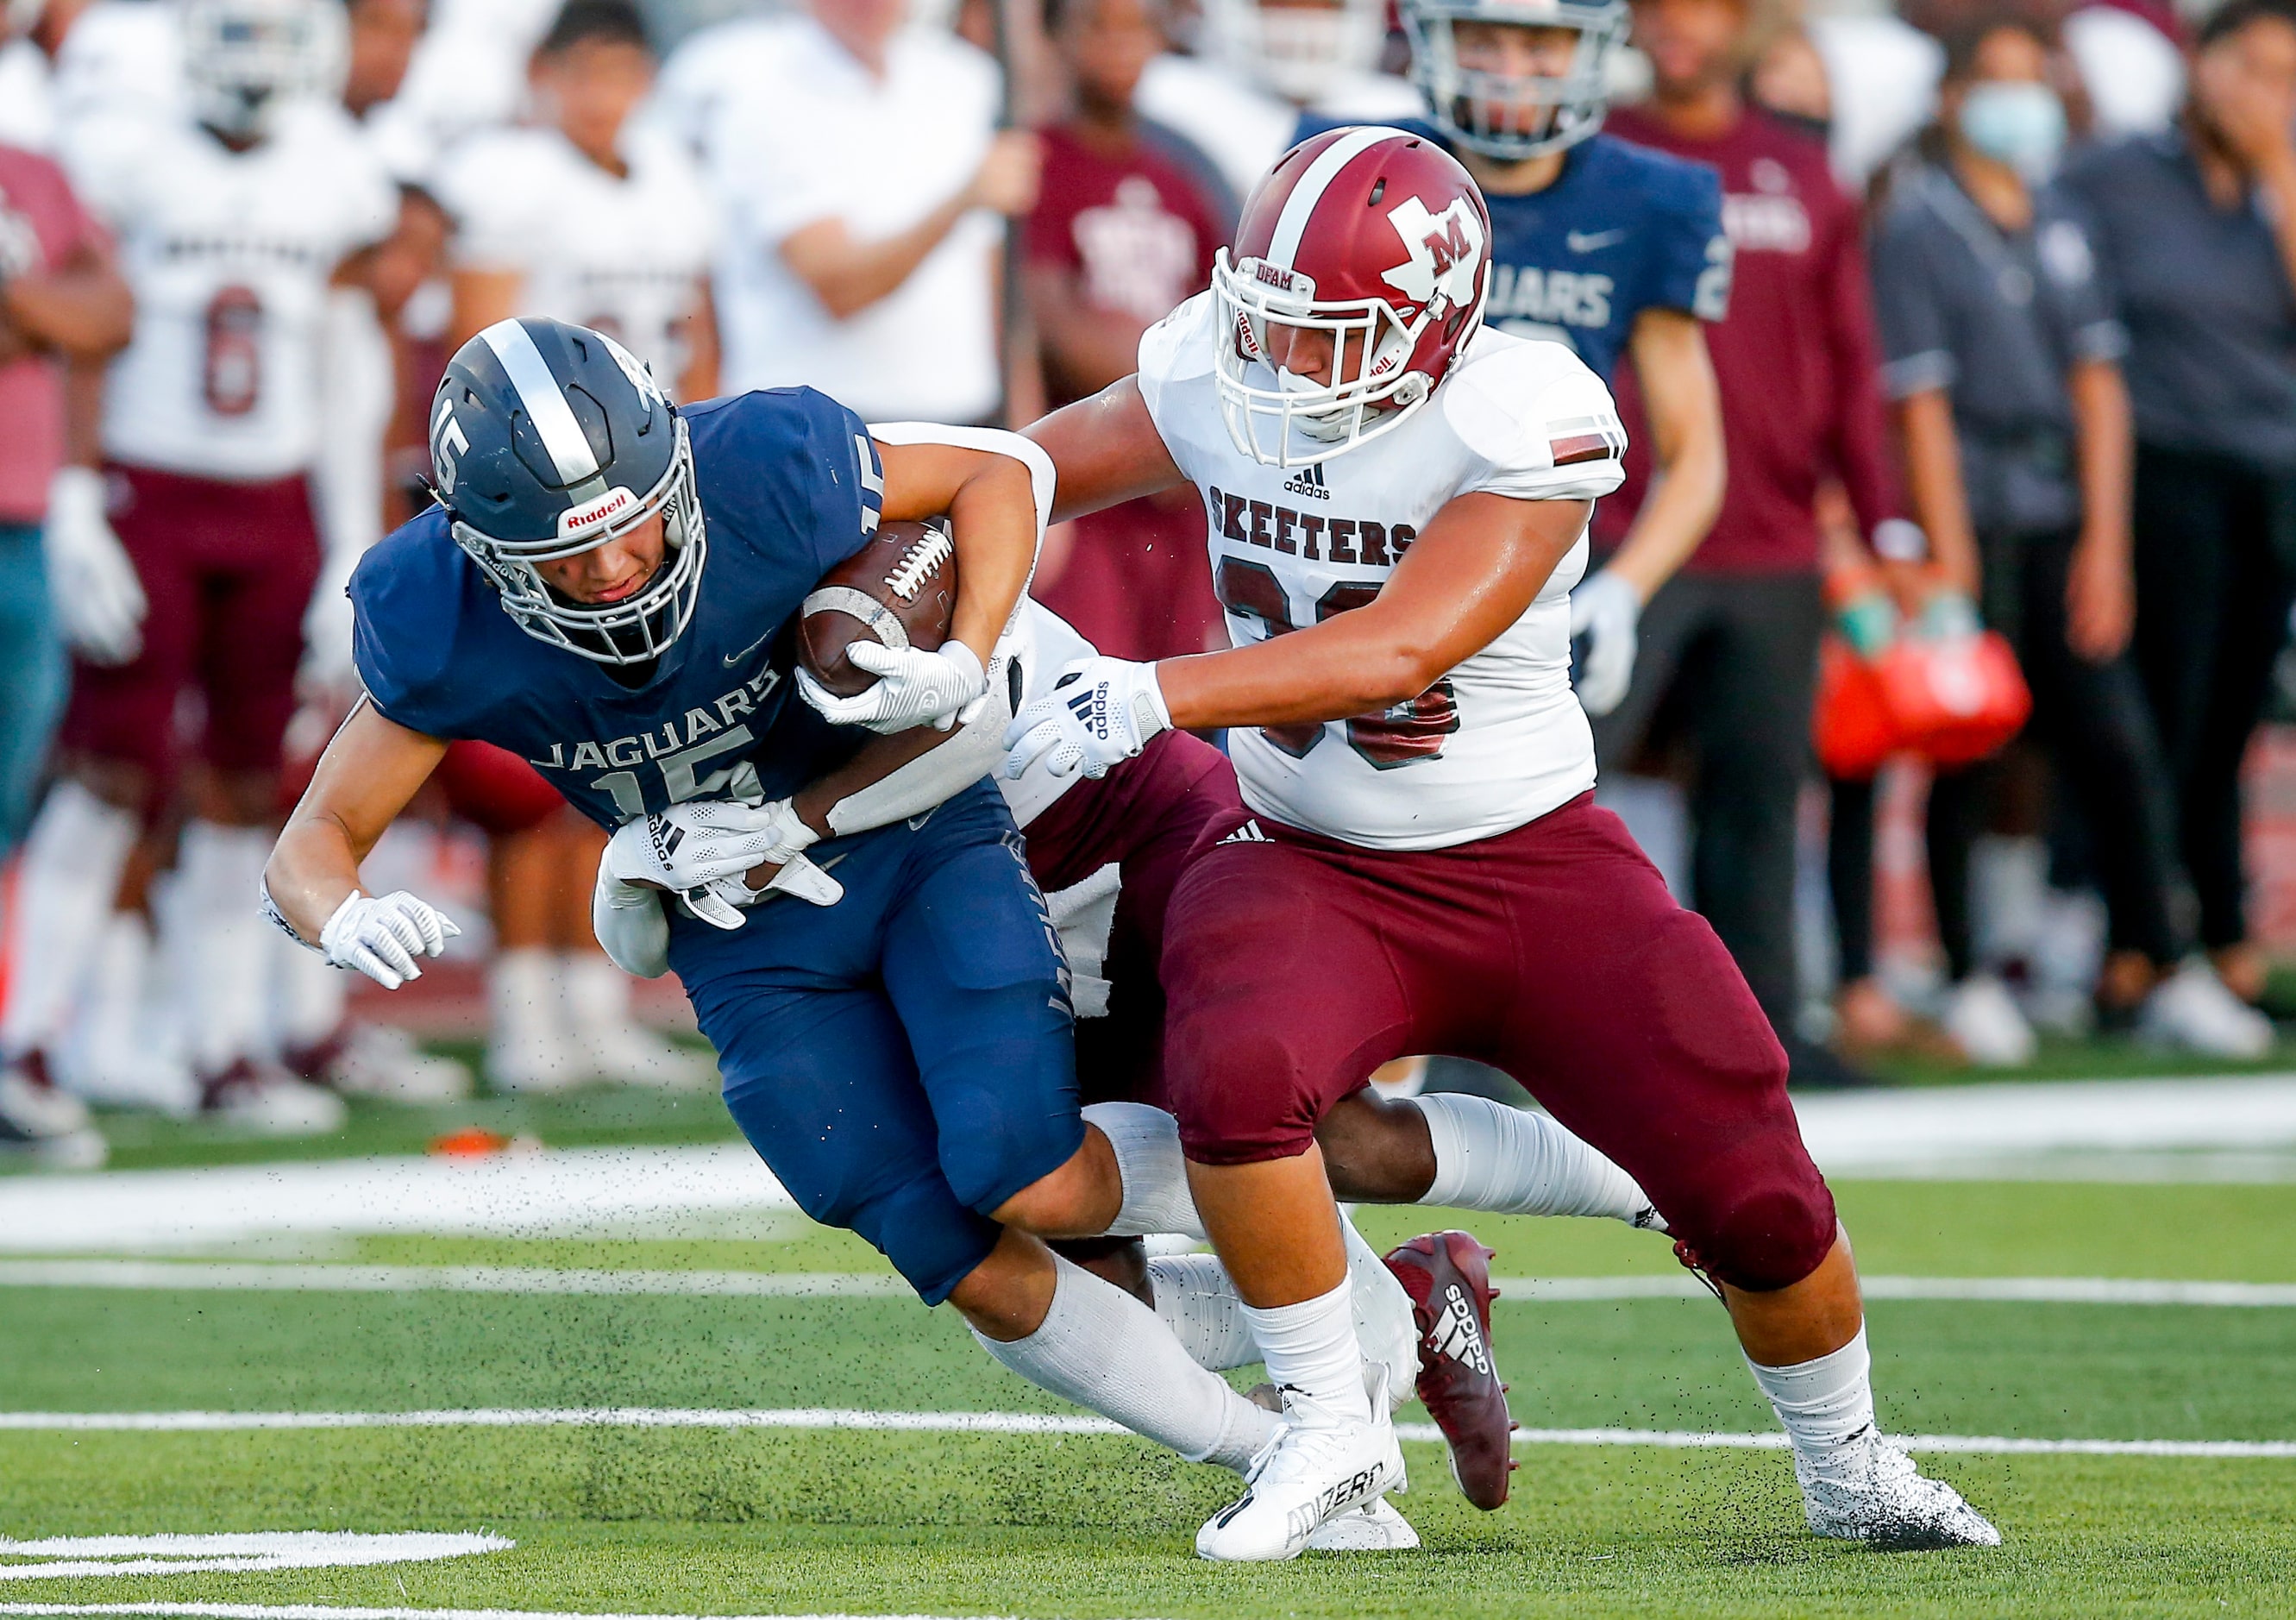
top-left (1959, 80), bottom-right (2067, 180)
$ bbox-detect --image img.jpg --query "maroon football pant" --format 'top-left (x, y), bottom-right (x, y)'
top-left (1160, 792), bottom-right (1839, 1292)
top-left (1019, 727), bottom-right (1241, 1108)
top-left (57, 463), bottom-right (320, 801)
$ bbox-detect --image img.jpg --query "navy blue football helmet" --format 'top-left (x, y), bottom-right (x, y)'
top-left (429, 317), bottom-right (705, 665)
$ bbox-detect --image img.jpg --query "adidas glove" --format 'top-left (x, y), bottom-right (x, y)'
top-left (1003, 656), bottom-right (1171, 782)
top-left (798, 640), bottom-right (987, 735)
top-left (318, 890), bottom-right (460, 990)
top-left (1567, 568), bottom-right (1640, 719)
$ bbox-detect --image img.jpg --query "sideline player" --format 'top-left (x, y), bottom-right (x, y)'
top-left (1008, 128), bottom-right (2000, 1559)
top-left (1379, 0), bottom-right (1729, 714)
top-left (265, 315), bottom-right (1295, 1508)
top-left (3, 0), bottom-right (396, 1128)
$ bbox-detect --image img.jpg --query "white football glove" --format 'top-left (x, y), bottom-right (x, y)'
top-left (319, 889), bottom-right (460, 990)
top-left (798, 639), bottom-right (987, 735)
top-left (1567, 568), bottom-right (1641, 719)
top-left (605, 797), bottom-right (834, 930)
top-left (42, 466), bottom-right (147, 666)
top-left (1003, 656), bottom-right (1171, 782)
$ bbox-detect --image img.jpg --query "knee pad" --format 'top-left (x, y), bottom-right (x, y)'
top-left (845, 1171), bottom-right (1004, 1307)
top-left (1674, 1177), bottom-right (1838, 1293)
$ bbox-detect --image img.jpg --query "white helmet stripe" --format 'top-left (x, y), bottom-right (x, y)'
top-left (1267, 124), bottom-right (1395, 268)
top-left (477, 318), bottom-right (602, 487)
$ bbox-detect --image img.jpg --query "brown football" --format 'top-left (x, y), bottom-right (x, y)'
top-left (795, 517), bottom-right (959, 699)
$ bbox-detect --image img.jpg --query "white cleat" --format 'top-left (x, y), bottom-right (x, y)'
top-left (316, 1023), bottom-right (474, 1103)
top-left (2140, 962), bottom-right (2274, 1059)
top-left (201, 1060), bottom-right (349, 1138)
top-left (1195, 1393), bottom-right (1408, 1563)
top-left (1799, 1428), bottom-right (2001, 1549)
top-left (1942, 973), bottom-right (2037, 1068)
top-left (1303, 1496), bottom-right (1419, 1553)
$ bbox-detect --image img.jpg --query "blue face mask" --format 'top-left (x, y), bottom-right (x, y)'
top-left (1958, 80), bottom-right (2067, 179)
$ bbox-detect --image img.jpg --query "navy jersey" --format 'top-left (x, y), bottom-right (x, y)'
top-left (350, 387), bottom-right (884, 829)
top-left (1293, 116), bottom-right (1731, 383)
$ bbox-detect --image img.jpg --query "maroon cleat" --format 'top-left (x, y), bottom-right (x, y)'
top-left (1384, 1228), bottom-right (1517, 1510)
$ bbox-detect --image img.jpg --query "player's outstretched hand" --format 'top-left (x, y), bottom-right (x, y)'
top-left (320, 889), bottom-right (460, 990)
top-left (1003, 656), bottom-right (1171, 782)
top-left (799, 641), bottom-right (986, 735)
top-left (42, 465), bottom-right (147, 666)
top-left (1568, 568), bottom-right (1641, 719)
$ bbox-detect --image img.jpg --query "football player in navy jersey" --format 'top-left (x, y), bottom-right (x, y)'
top-left (260, 317), bottom-right (1285, 1485)
top-left (1296, 0), bottom-right (1730, 713)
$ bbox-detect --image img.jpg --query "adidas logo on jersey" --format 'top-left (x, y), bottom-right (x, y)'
top-left (1281, 462), bottom-right (1333, 502)
top-left (1217, 820), bottom-right (1271, 845)
top-left (1431, 1283), bottom-right (1491, 1376)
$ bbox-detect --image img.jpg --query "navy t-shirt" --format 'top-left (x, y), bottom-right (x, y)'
top-left (1292, 116), bottom-right (1730, 383)
top-left (351, 387), bottom-right (884, 829)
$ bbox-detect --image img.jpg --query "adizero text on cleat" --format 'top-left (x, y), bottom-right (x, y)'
top-left (1195, 1392), bottom-right (1407, 1562)
top-left (1384, 1228), bottom-right (1515, 1509)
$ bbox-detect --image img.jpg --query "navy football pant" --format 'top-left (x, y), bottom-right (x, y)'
top-left (669, 780), bottom-right (1082, 1304)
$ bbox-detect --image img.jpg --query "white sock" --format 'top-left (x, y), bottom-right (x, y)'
top-left (1145, 1252), bottom-right (1257, 1371)
top-left (1415, 1091), bottom-right (1662, 1228)
top-left (270, 926), bottom-right (348, 1056)
top-left (971, 1253), bottom-right (1277, 1472)
top-left (1245, 1274), bottom-right (1372, 1425)
top-left (1340, 1209), bottom-right (1420, 1413)
top-left (492, 947), bottom-right (565, 1042)
top-left (560, 951), bottom-right (634, 1035)
top-left (1083, 1101), bottom-right (1206, 1240)
top-left (171, 822), bottom-right (276, 1075)
top-left (1746, 1327), bottom-right (1876, 1481)
top-left (1, 781), bottom-right (137, 1059)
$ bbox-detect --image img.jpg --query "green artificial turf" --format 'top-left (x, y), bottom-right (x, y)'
top-left (4, 1179), bottom-right (2294, 1616)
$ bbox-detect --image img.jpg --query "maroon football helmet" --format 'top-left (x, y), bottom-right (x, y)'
top-left (1212, 125), bottom-right (1493, 468)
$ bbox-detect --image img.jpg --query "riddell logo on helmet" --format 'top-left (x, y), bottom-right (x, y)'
top-left (559, 486), bottom-right (636, 537)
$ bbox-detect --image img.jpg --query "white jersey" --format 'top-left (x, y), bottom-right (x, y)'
top-left (72, 103), bottom-right (396, 481)
top-left (435, 125), bottom-right (716, 393)
top-left (1138, 290), bottom-right (1626, 851)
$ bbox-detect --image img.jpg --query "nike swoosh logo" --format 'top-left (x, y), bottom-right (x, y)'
top-left (1566, 229), bottom-right (1626, 253)
top-left (723, 630), bottom-right (773, 666)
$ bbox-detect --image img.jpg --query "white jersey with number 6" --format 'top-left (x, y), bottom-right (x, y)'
top-left (1136, 289), bottom-right (1628, 851)
top-left (71, 102), bottom-right (397, 481)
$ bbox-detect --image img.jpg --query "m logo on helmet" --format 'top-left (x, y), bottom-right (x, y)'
top-left (1379, 196), bottom-right (1485, 317)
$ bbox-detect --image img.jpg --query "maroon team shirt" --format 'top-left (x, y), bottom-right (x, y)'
top-left (0, 145), bottom-right (107, 524)
top-left (1027, 123), bottom-right (1229, 660)
top-left (1605, 105), bottom-right (1902, 574)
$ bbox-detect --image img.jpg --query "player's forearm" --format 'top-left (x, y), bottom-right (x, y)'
top-left (1025, 378), bottom-right (1187, 523)
top-left (264, 814), bottom-right (371, 945)
top-left (0, 255), bottom-right (134, 361)
top-left (1156, 627), bottom-right (1436, 732)
top-left (1606, 311), bottom-right (1724, 600)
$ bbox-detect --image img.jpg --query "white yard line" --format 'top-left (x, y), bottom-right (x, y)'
top-left (7, 1260), bottom-right (2294, 1308)
top-left (0, 1610), bottom-right (1036, 1620)
top-left (0, 1537), bottom-right (511, 1584)
top-left (0, 1263), bottom-right (906, 1298)
top-left (1, 1408), bottom-right (2287, 1459)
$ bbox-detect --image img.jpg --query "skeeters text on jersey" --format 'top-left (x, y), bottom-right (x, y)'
top-left (1138, 289), bottom-right (1626, 850)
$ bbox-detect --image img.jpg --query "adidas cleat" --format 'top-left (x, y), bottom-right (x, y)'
top-left (1799, 1428), bottom-right (2002, 1549)
top-left (1303, 1495), bottom-right (1419, 1553)
top-left (1195, 1391), bottom-right (1407, 1563)
top-left (1385, 1229), bottom-right (1515, 1509)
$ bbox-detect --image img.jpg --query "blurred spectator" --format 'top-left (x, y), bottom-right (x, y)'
top-left (0, 19), bottom-right (132, 1161)
top-left (1026, 0), bottom-right (1227, 659)
top-left (2062, 1), bottom-right (2185, 136)
top-left (1137, 0), bottom-right (1421, 201)
top-left (436, 0), bottom-right (717, 400)
top-left (1845, 16), bottom-right (2268, 1061)
top-left (425, 0), bottom-right (718, 1093)
top-left (2062, 0), bottom-right (2296, 1015)
top-left (706, 0), bottom-right (1038, 423)
top-left (1602, 0), bottom-right (1912, 1088)
top-left (5, 0), bottom-right (397, 1133)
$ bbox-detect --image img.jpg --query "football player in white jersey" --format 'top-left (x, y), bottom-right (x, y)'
top-left (429, 0), bottom-right (720, 1093)
top-left (1009, 127), bottom-right (1999, 1559)
top-left (3, 0), bottom-right (398, 1131)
